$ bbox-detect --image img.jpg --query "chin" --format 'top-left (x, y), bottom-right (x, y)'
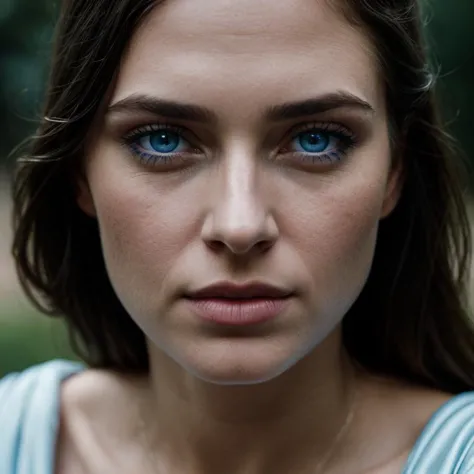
top-left (173, 338), bottom-right (305, 386)
top-left (186, 363), bottom-right (293, 386)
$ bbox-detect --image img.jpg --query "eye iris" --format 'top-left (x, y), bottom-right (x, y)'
top-left (298, 131), bottom-right (330, 153)
top-left (149, 131), bottom-right (180, 153)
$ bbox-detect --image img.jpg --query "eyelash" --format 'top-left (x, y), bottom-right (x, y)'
top-left (283, 122), bottom-right (356, 164)
top-left (121, 122), bottom-right (357, 168)
top-left (121, 124), bottom-right (198, 167)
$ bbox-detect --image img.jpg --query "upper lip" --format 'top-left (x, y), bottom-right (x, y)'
top-left (185, 282), bottom-right (293, 299)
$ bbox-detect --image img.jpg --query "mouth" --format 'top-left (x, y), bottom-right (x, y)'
top-left (183, 281), bottom-right (294, 326)
top-left (184, 281), bottom-right (293, 300)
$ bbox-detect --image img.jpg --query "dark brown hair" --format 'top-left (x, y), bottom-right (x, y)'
top-left (12, 0), bottom-right (474, 392)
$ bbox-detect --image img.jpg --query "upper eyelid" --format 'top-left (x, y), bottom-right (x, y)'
top-left (121, 121), bottom-right (356, 151)
top-left (123, 124), bottom-right (199, 150)
top-left (123, 123), bottom-right (188, 139)
top-left (288, 121), bottom-right (355, 137)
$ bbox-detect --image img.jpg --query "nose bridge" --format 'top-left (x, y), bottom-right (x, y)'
top-left (221, 152), bottom-right (261, 223)
top-left (202, 146), bottom-right (277, 254)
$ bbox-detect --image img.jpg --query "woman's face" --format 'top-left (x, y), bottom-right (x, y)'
top-left (80, 0), bottom-right (400, 384)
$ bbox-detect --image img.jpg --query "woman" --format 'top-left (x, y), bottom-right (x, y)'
top-left (1, 0), bottom-right (474, 472)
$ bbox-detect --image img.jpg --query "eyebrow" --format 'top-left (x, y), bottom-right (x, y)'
top-left (107, 94), bottom-right (218, 124)
top-left (266, 91), bottom-right (375, 121)
top-left (107, 91), bottom-right (374, 124)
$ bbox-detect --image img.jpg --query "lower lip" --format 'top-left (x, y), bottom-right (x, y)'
top-left (184, 297), bottom-right (290, 326)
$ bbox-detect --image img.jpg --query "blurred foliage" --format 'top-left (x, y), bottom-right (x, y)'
top-left (0, 0), bottom-right (59, 167)
top-left (0, 0), bottom-right (473, 375)
top-left (425, 0), bottom-right (474, 169)
top-left (0, 309), bottom-right (77, 377)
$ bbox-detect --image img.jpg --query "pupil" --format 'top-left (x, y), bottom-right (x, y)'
top-left (300, 131), bottom-right (329, 152)
top-left (150, 131), bottom-right (178, 152)
top-left (308, 133), bottom-right (322, 144)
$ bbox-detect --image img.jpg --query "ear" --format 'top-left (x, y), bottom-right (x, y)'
top-left (380, 156), bottom-right (404, 219)
top-left (76, 177), bottom-right (97, 217)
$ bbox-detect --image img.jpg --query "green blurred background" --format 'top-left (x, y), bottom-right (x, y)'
top-left (0, 0), bottom-right (473, 377)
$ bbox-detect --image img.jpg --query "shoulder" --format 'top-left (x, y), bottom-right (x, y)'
top-left (0, 359), bottom-right (85, 413)
top-left (59, 365), bottom-right (148, 417)
top-left (357, 375), bottom-right (474, 473)
top-left (57, 366), bottom-right (149, 441)
top-left (0, 360), bottom-right (84, 474)
top-left (55, 367), bottom-right (149, 473)
top-left (0, 359), bottom-right (85, 424)
top-left (403, 391), bottom-right (474, 473)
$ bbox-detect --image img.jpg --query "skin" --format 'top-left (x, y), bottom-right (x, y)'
top-left (64, 0), bottom-right (452, 473)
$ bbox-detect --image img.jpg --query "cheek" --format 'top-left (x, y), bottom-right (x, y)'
top-left (86, 161), bottom-right (200, 316)
top-left (284, 171), bottom-right (388, 315)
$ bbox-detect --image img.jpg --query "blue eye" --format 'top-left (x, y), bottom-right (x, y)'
top-left (283, 124), bottom-right (356, 164)
top-left (295, 131), bottom-right (331, 154)
top-left (123, 124), bottom-right (201, 167)
top-left (136, 129), bottom-right (187, 154)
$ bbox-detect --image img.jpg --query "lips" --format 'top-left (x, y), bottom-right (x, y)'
top-left (185, 282), bottom-right (293, 300)
top-left (183, 282), bottom-right (293, 325)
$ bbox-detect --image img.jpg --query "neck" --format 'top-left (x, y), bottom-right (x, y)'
top-left (138, 329), bottom-right (358, 474)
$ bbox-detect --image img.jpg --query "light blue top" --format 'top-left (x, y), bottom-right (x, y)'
top-left (1, 360), bottom-right (474, 473)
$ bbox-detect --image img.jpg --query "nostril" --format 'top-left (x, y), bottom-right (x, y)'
top-left (205, 240), bottom-right (226, 252)
top-left (257, 240), bottom-right (274, 252)
top-left (205, 238), bottom-right (274, 256)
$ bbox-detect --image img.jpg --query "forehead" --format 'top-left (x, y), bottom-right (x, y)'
top-left (112, 0), bottom-right (382, 114)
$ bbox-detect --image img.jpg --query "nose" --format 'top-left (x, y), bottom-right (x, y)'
top-left (201, 158), bottom-right (278, 256)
